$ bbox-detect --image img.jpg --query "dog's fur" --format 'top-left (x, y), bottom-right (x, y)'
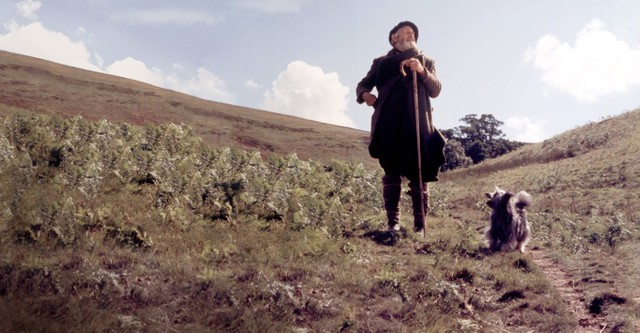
top-left (485, 187), bottom-right (532, 253)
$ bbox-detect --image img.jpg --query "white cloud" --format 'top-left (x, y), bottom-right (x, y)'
top-left (246, 79), bottom-right (261, 89)
top-left (106, 57), bottom-right (166, 87)
top-left (166, 68), bottom-right (235, 104)
top-left (261, 60), bottom-right (354, 127)
top-left (15, 0), bottom-right (41, 20)
top-left (504, 116), bottom-right (547, 143)
top-left (93, 52), bottom-right (104, 68)
top-left (237, 0), bottom-right (312, 13)
top-left (525, 19), bottom-right (640, 102)
top-left (0, 22), bottom-right (101, 72)
top-left (117, 9), bottom-right (222, 26)
top-left (103, 59), bottom-right (235, 103)
top-left (1, 18), bottom-right (234, 104)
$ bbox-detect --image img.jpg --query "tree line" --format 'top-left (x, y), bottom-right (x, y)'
top-left (440, 114), bottom-right (525, 171)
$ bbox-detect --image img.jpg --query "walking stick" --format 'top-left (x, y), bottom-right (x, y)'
top-left (411, 70), bottom-right (426, 237)
top-left (401, 59), bottom-right (426, 237)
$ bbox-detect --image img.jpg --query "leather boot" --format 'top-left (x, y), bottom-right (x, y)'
top-left (409, 182), bottom-right (429, 234)
top-left (382, 175), bottom-right (402, 230)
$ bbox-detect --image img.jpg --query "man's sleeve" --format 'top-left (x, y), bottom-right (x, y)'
top-left (356, 59), bottom-right (378, 104)
top-left (421, 59), bottom-right (442, 98)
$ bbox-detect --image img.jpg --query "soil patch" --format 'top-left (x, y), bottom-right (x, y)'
top-left (529, 248), bottom-right (605, 332)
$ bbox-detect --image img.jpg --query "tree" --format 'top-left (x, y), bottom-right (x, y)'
top-left (444, 114), bottom-right (525, 166)
top-left (441, 139), bottom-right (472, 171)
top-left (456, 114), bottom-right (505, 145)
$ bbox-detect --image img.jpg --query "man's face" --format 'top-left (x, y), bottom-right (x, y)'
top-left (392, 26), bottom-right (417, 51)
top-left (393, 26), bottom-right (416, 44)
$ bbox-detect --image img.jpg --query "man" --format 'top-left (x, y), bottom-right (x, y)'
top-left (356, 21), bottom-right (444, 234)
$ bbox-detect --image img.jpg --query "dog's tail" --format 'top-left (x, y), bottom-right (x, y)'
top-left (514, 191), bottom-right (532, 209)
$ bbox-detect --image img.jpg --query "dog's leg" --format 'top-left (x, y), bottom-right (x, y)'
top-left (485, 229), bottom-right (500, 252)
top-left (383, 175), bottom-right (402, 231)
top-left (516, 237), bottom-right (529, 253)
top-left (516, 222), bottom-right (531, 253)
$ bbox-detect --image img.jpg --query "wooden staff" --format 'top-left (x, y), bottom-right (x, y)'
top-left (401, 59), bottom-right (426, 237)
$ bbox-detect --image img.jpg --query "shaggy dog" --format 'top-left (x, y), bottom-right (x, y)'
top-left (485, 187), bottom-right (532, 253)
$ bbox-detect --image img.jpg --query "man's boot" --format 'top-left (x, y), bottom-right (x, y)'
top-left (409, 182), bottom-right (429, 234)
top-left (382, 175), bottom-right (402, 231)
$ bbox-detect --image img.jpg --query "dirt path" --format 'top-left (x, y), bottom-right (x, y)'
top-left (528, 248), bottom-right (605, 333)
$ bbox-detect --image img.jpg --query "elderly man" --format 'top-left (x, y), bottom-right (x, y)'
top-left (356, 21), bottom-right (443, 234)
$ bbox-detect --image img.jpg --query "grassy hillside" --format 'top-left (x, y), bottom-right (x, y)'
top-left (2, 110), bottom-right (639, 332)
top-left (1, 50), bottom-right (639, 332)
top-left (0, 50), bottom-right (373, 168)
top-left (441, 109), bottom-right (640, 331)
top-left (0, 113), bottom-right (575, 332)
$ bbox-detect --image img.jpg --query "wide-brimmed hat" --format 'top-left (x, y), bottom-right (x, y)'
top-left (388, 21), bottom-right (419, 45)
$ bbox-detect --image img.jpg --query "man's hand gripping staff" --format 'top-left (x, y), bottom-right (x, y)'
top-left (400, 58), bottom-right (425, 77)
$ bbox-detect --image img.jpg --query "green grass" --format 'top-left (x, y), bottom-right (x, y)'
top-left (442, 109), bottom-right (640, 331)
top-left (0, 113), bottom-right (583, 332)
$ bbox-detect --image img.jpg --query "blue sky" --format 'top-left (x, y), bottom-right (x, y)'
top-left (1, 0), bottom-right (639, 142)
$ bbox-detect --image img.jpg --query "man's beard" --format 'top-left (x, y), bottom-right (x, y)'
top-left (395, 40), bottom-right (418, 52)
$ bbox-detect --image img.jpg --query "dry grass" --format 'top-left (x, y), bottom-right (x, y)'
top-left (0, 50), bottom-right (373, 168)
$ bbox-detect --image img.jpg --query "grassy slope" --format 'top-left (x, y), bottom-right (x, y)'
top-left (1, 50), bottom-right (639, 332)
top-left (441, 109), bottom-right (640, 330)
top-left (0, 50), bottom-right (373, 168)
top-left (0, 114), bottom-right (580, 333)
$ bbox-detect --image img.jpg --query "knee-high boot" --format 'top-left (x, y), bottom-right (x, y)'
top-left (409, 182), bottom-right (429, 233)
top-left (382, 175), bottom-right (402, 230)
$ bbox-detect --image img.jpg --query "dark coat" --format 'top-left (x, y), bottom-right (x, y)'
top-left (357, 48), bottom-right (445, 182)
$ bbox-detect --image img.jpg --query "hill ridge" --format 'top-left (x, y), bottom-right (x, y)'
top-left (0, 50), bottom-right (373, 167)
